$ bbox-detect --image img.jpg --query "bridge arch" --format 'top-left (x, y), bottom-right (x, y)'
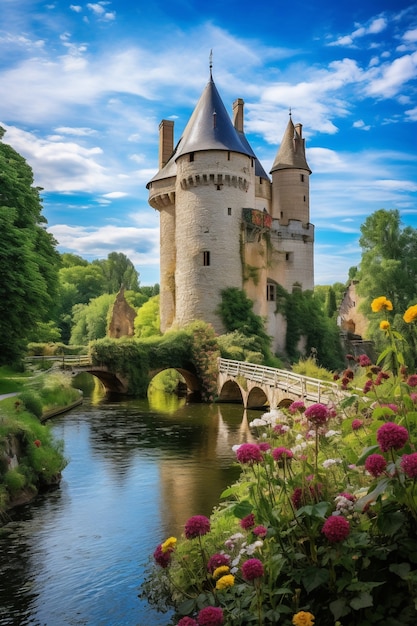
top-left (148, 367), bottom-right (202, 400)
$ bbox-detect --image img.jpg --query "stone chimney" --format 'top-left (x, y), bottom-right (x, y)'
top-left (233, 98), bottom-right (244, 132)
top-left (159, 119), bottom-right (174, 169)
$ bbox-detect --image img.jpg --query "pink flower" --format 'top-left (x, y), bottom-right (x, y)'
top-left (289, 401), bottom-right (306, 414)
top-left (363, 380), bottom-right (373, 394)
top-left (274, 424), bottom-right (286, 434)
top-left (352, 419), bottom-right (364, 431)
top-left (258, 442), bottom-right (271, 452)
top-left (197, 606), bottom-right (224, 626)
top-left (253, 525), bottom-right (267, 538)
top-left (240, 513), bottom-right (255, 530)
top-left (358, 354), bottom-right (372, 367)
top-left (322, 515), bottom-right (350, 543)
top-left (241, 558), bottom-right (264, 581)
top-left (401, 453), bottom-right (417, 478)
top-left (407, 374), bottom-right (417, 387)
top-left (304, 403), bottom-right (330, 425)
top-left (184, 515), bottom-right (211, 539)
top-left (236, 443), bottom-right (263, 464)
top-left (376, 422), bottom-right (409, 452)
top-left (365, 453), bottom-right (387, 477)
top-left (339, 492), bottom-right (355, 502)
top-left (411, 393), bottom-right (417, 403)
top-left (178, 618), bottom-right (198, 626)
top-left (153, 544), bottom-right (172, 568)
top-left (272, 446), bottom-right (294, 462)
top-left (207, 553), bottom-right (230, 573)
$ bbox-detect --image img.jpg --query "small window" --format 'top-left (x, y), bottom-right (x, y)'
top-left (228, 207), bottom-right (232, 215)
top-left (189, 152), bottom-right (194, 162)
top-left (300, 174), bottom-right (304, 182)
top-left (286, 252), bottom-right (294, 262)
top-left (203, 251), bottom-right (211, 266)
top-left (227, 151), bottom-right (231, 161)
top-left (303, 195), bottom-right (306, 202)
top-left (267, 284), bottom-right (276, 302)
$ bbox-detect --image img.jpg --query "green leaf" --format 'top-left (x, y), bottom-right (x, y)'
top-left (350, 591), bottom-right (373, 610)
top-left (301, 566), bottom-right (330, 593)
top-left (377, 508), bottom-right (406, 534)
top-left (356, 444), bottom-right (380, 466)
top-left (178, 598), bottom-right (196, 615)
top-left (329, 598), bottom-right (350, 620)
top-left (389, 562), bottom-right (411, 579)
top-left (232, 500), bottom-right (254, 519)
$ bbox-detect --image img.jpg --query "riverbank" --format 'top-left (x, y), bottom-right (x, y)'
top-left (0, 369), bottom-right (81, 516)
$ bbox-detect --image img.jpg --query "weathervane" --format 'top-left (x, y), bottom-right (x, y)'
top-left (289, 107), bottom-right (292, 118)
top-left (209, 49), bottom-right (213, 78)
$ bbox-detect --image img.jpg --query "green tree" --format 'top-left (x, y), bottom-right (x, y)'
top-left (357, 209), bottom-right (417, 313)
top-left (134, 296), bottom-right (161, 338)
top-left (94, 252), bottom-right (140, 292)
top-left (70, 293), bottom-right (116, 345)
top-left (0, 128), bottom-right (60, 364)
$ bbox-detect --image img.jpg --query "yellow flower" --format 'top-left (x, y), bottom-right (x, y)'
top-left (371, 296), bottom-right (393, 312)
top-left (403, 304), bottom-right (417, 324)
top-left (213, 565), bottom-right (230, 579)
top-left (161, 536), bottom-right (177, 553)
top-left (215, 574), bottom-right (235, 590)
top-left (380, 320), bottom-right (390, 330)
top-left (292, 611), bottom-right (315, 626)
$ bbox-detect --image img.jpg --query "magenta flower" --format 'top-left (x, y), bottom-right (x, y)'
top-left (258, 442), bottom-right (271, 452)
top-left (197, 606), bottom-right (224, 626)
top-left (177, 618), bottom-right (198, 626)
top-left (365, 453), bottom-right (387, 477)
top-left (153, 543), bottom-right (172, 568)
top-left (207, 553), bottom-right (230, 573)
top-left (253, 525), bottom-right (267, 538)
top-left (352, 419), bottom-right (364, 431)
top-left (274, 424), bottom-right (286, 434)
top-left (376, 422), bottom-right (409, 452)
top-left (289, 401), bottom-right (306, 414)
top-left (241, 558), bottom-right (264, 581)
top-left (401, 453), bottom-right (417, 478)
top-left (322, 515), bottom-right (350, 543)
top-left (406, 374), bottom-right (417, 388)
top-left (304, 403), bottom-right (330, 425)
top-left (272, 446), bottom-right (294, 461)
top-left (358, 354), bottom-right (372, 367)
top-left (363, 380), bottom-right (373, 394)
top-left (184, 515), bottom-right (211, 539)
top-left (339, 492), bottom-right (355, 502)
top-left (240, 513), bottom-right (255, 530)
top-left (236, 443), bottom-right (263, 464)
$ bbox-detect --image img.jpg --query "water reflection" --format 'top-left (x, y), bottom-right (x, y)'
top-left (0, 383), bottom-right (259, 626)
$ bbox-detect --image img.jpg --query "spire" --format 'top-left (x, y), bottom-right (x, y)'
top-left (270, 117), bottom-right (311, 174)
top-left (209, 49), bottom-right (213, 80)
top-left (173, 76), bottom-right (252, 159)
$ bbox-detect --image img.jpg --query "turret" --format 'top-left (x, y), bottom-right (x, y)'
top-left (270, 116), bottom-right (311, 225)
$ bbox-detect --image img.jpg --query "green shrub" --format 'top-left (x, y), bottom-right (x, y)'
top-left (18, 390), bottom-right (43, 419)
top-left (4, 468), bottom-right (26, 494)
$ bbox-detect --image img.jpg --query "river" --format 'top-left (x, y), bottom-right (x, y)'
top-left (0, 378), bottom-right (258, 626)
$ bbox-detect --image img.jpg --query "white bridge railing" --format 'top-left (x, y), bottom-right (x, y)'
top-left (218, 358), bottom-right (344, 405)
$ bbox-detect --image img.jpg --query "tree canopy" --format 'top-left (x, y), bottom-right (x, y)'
top-left (0, 128), bottom-right (60, 364)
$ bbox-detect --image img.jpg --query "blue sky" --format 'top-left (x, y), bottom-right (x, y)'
top-left (1, 0), bottom-right (416, 286)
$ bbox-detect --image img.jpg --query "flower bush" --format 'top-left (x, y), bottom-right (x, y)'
top-left (142, 298), bottom-right (417, 625)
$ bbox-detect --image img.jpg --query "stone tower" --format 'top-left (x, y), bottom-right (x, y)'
top-left (147, 72), bottom-right (314, 354)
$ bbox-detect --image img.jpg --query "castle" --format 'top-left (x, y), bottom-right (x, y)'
top-left (147, 70), bottom-right (314, 354)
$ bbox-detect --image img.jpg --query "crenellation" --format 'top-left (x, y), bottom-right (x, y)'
top-left (146, 72), bottom-right (314, 355)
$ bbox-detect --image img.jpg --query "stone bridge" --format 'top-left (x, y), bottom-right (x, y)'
top-left (216, 358), bottom-right (344, 409)
top-left (44, 355), bottom-right (343, 409)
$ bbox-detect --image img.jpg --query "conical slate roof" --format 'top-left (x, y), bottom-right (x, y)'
top-left (148, 76), bottom-right (258, 186)
top-left (175, 76), bottom-right (252, 157)
top-left (270, 117), bottom-right (311, 174)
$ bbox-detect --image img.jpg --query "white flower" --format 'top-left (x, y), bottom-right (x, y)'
top-left (249, 418), bottom-right (268, 428)
top-left (232, 444), bottom-right (242, 453)
top-left (325, 429), bottom-right (341, 438)
top-left (322, 458), bottom-right (342, 469)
